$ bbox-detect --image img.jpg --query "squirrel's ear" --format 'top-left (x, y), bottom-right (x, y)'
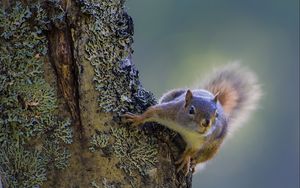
top-left (213, 91), bottom-right (220, 103)
top-left (185, 90), bottom-right (193, 108)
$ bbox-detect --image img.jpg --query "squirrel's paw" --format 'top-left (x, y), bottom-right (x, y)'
top-left (122, 112), bottom-right (144, 127)
top-left (191, 159), bottom-right (197, 173)
top-left (175, 154), bottom-right (191, 176)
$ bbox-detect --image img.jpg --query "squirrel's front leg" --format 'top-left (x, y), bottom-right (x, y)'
top-left (122, 112), bottom-right (145, 127)
top-left (123, 106), bottom-right (158, 127)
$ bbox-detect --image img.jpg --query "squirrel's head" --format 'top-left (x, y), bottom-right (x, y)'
top-left (179, 90), bottom-right (219, 134)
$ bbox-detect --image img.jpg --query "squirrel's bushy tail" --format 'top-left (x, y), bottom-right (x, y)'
top-left (202, 63), bottom-right (262, 132)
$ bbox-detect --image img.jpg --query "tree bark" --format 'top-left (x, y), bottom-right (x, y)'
top-left (0, 0), bottom-right (192, 187)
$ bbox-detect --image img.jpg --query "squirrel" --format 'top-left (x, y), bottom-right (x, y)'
top-left (123, 63), bottom-right (262, 175)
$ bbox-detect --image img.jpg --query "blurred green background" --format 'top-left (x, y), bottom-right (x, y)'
top-left (126, 0), bottom-right (299, 188)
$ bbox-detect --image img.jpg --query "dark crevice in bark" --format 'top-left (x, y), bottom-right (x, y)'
top-left (47, 27), bottom-right (84, 136)
top-left (47, 25), bottom-right (89, 186)
top-left (66, 14), bottom-right (85, 136)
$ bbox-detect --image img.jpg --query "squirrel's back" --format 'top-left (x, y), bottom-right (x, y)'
top-left (201, 63), bottom-right (262, 133)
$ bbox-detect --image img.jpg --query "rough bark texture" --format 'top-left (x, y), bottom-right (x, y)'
top-left (0, 0), bottom-right (192, 187)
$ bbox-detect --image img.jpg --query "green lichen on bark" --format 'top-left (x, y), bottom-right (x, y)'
top-left (73, 0), bottom-right (159, 185)
top-left (88, 127), bottom-right (159, 185)
top-left (91, 178), bottom-right (121, 188)
top-left (110, 127), bottom-right (158, 177)
top-left (0, 144), bottom-right (47, 187)
top-left (75, 0), bottom-right (155, 115)
top-left (0, 2), bottom-right (72, 187)
top-left (89, 131), bottom-right (110, 152)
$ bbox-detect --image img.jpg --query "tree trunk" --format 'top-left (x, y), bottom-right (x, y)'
top-left (0, 0), bottom-right (192, 187)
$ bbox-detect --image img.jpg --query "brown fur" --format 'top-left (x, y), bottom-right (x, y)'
top-left (201, 63), bottom-right (262, 133)
top-left (195, 142), bottom-right (221, 163)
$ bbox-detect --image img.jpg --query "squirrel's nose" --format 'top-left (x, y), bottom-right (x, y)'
top-left (203, 119), bottom-right (210, 127)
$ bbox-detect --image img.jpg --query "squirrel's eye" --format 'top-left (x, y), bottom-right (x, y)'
top-left (189, 106), bottom-right (195, 115)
